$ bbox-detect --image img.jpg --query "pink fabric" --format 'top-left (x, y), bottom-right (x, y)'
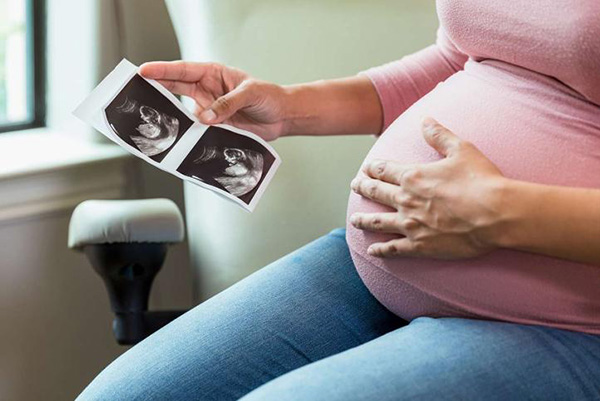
top-left (347, 0), bottom-right (600, 334)
top-left (362, 27), bottom-right (468, 131)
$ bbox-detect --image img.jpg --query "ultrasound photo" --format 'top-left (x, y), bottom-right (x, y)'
top-left (104, 74), bottom-right (193, 162)
top-left (177, 126), bottom-right (277, 205)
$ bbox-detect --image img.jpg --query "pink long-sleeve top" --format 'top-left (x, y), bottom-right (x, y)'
top-left (346, 0), bottom-right (600, 334)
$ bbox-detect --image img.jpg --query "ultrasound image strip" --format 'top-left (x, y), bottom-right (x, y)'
top-left (176, 126), bottom-right (277, 205)
top-left (75, 59), bottom-right (280, 211)
top-left (104, 74), bottom-right (193, 163)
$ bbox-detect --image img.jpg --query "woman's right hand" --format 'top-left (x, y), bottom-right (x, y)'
top-left (139, 61), bottom-right (287, 141)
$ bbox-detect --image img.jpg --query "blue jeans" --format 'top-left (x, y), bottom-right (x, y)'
top-left (78, 229), bottom-right (600, 400)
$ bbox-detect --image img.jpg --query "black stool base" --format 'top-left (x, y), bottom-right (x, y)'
top-left (83, 243), bottom-right (190, 345)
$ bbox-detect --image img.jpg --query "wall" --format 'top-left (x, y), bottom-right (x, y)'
top-left (0, 1), bottom-right (190, 400)
top-left (0, 156), bottom-right (192, 401)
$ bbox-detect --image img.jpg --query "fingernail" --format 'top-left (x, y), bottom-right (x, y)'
top-left (350, 178), bottom-right (359, 190)
top-left (367, 246), bottom-right (376, 255)
top-left (200, 109), bottom-right (216, 123)
top-left (422, 117), bottom-right (436, 131)
top-left (350, 214), bottom-right (358, 225)
top-left (369, 160), bottom-right (386, 175)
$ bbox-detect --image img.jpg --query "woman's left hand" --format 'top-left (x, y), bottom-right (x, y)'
top-left (350, 117), bottom-right (508, 260)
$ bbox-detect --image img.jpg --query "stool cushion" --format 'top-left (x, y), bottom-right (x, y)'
top-left (68, 199), bottom-right (185, 250)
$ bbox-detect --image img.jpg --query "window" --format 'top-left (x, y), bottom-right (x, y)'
top-left (0, 0), bottom-right (45, 133)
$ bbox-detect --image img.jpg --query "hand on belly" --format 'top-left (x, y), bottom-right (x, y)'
top-left (349, 118), bottom-right (507, 260)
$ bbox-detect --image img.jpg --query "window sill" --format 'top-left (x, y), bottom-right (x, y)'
top-left (0, 128), bottom-right (130, 180)
top-left (0, 129), bottom-right (134, 224)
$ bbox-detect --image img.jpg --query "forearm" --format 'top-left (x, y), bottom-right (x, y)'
top-left (277, 25), bottom-right (470, 138)
top-left (493, 179), bottom-right (600, 266)
top-left (279, 76), bottom-right (383, 137)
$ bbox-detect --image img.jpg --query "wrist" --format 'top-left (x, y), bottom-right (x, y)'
top-left (278, 76), bottom-right (383, 137)
top-left (278, 83), bottom-right (319, 137)
top-left (483, 177), bottom-right (538, 250)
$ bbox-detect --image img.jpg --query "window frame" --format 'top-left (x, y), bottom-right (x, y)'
top-left (0, 0), bottom-right (46, 133)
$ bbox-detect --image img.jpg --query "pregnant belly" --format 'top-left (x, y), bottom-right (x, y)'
top-left (347, 60), bottom-right (600, 333)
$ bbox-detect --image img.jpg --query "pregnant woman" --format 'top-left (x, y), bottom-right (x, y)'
top-left (78, 1), bottom-right (600, 400)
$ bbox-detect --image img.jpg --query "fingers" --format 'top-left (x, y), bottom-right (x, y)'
top-left (140, 61), bottom-right (214, 82)
top-left (351, 176), bottom-right (400, 208)
top-left (199, 84), bottom-right (252, 124)
top-left (155, 80), bottom-right (196, 97)
top-left (367, 238), bottom-right (420, 257)
top-left (361, 160), bottom-right (417, 186)
top-left (350, 212), bottom-right (402, 233)
top-left (421, 117), bottom-right (463, 157)
top-left (350, 212), bottom-right (422, 235)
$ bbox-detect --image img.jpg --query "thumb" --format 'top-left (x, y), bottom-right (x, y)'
top-left (421, 117), bottom-right (462, 157)
top-left (200, 84), bottom-right (252, 124)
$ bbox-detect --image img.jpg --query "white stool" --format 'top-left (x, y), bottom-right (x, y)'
top-left (69, 199), bottom-right (188, 345)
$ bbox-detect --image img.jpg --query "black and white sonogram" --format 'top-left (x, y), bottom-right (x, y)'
top-left (104, 74), bottom-right (193, 162)
top-left (176, 126), bottom-right (277, 205)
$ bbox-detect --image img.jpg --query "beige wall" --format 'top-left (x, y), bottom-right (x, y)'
top-left (0, 158), bottom-right (192, 401)
top-left (0, 207), bottom-right (125, 400)
top-left (0, 2), bottom-right (190, 401)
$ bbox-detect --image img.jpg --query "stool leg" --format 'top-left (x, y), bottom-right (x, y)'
top-left (84, 243), bottom-right (189, 345)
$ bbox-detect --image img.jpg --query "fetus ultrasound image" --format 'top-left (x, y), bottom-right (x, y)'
top-left (104, 74), bottom-right (193, 162)
top-left (177, 126), bottom-right (277, 204)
